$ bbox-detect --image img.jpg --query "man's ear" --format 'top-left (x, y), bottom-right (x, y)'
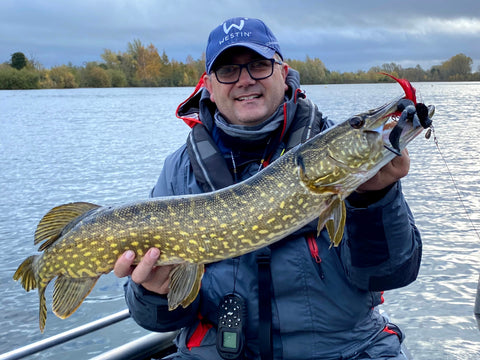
top-left (203, 73), bottom-right (215, 103)
top-left (282, 63), bottom-right (289, 91)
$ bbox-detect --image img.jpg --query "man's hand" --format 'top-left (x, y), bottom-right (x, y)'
top-left (356, 149), bottom-right (410, 192)
top-left (114, 248), bottom-right (174, 295)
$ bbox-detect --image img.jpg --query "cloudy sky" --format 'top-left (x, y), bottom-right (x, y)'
top-left (1, 0), bottom-right (479, 73)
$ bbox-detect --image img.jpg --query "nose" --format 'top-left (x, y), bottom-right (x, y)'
top-left (236, 66), bottom-right (256, 86)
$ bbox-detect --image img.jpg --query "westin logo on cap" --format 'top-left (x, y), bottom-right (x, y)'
top-left (219, 19), bottom-right (251, 45)
top-left (223, 19), bottom-right (245, 34)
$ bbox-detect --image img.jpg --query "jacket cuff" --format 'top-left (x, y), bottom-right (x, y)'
top-left (127, 278), bottom-right (169, 306)
top-left (125, 278), bottom-right (200, 332)
top-left (346, 182), bottom-right (397, 208)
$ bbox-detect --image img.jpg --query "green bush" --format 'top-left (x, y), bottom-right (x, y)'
top-left (107, 69), bottom-right (127, 87)
top-left (81, 64), bottom-right (111, 87)
top-left (0, 65), bottom-right (40, 89)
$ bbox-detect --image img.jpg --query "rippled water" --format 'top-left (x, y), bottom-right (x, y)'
top-left (1, 82), bottom-right (479, 359)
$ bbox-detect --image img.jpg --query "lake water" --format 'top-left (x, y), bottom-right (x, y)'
top-left (1, 82), bottom-right (479, 359)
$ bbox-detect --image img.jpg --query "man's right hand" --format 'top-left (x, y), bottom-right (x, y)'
top-left (113, 248), bottom-right (174, 295)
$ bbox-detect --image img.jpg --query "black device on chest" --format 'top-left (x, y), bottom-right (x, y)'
top-left (216, 293), bottom-right (247, 359)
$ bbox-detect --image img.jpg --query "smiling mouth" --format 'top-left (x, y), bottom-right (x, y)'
top-left (237, 95), bottom-right (261, 101)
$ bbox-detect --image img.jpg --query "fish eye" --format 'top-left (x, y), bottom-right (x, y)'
top-left (349, 116), bottom-right (365, 129)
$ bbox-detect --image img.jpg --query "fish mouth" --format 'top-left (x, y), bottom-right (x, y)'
top-left (359, 98), bottom-right (434, 156)
top-left (382, 101), bottom-right (435, 155)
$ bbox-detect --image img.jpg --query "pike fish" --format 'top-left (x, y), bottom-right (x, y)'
top-left (14, 76), bottom-right (434, 332)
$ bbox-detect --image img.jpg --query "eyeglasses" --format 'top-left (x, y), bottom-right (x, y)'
top-left (212, 59), bottom-right (283, 84)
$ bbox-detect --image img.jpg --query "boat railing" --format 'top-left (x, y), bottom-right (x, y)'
top-left (0, 309), bottom-right (177, 360)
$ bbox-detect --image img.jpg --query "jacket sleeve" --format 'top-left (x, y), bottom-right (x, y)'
top-left (124, 280), bottom-right (200, 332)
top-left (341, 181), bottom-right (422, 291)
top-left (124, 145), bottom-right (201, 332)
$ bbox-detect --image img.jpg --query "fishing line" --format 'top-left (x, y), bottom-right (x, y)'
top-left (432, 125), bottom-right (480, 334)
top-left (430, 126), bottom-right (480, 241)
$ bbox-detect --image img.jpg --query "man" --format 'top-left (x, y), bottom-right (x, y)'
top-left (114, 17), bottom-right (421, 359)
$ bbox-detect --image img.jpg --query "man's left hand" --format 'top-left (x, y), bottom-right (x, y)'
top-left (356, 149), bottom-right (410, 192)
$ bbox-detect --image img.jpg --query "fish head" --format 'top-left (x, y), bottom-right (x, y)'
top-left (298, 92), bottom-right (434, 196)
top-left (323, 96), bottom-right (403, 173)
top-left (325, 117), bottom-right (386, 172)
top-left (333, 95), bottom-right (435, 168)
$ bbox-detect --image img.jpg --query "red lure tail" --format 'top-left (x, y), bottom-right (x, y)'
top-left (379, 72), bottom-right (417, 104)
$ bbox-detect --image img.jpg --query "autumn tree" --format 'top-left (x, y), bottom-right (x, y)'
top-left (101, 49), bottom-right (122, 69)
top-left (440, 53), bottom-right (472, 80)
top-left (48, 65), bottom-right (78, 88)
top-left (127, 39), bottom-right (162, 86)
top-left (286, 56), bottom-right (327, 84)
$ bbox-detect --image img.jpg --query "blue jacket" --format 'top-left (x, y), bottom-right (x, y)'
top-left (124, 70), bottom-right (421, 359)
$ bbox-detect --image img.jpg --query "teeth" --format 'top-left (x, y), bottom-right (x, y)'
top-left (238, 95), bottom-right (259, 101)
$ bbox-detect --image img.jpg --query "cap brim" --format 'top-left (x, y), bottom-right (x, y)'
top-left (207, 43), bottom-right (277, 73)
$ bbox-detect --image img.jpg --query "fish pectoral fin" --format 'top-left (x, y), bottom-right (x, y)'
top-left (52, 275), bottom-right (100, 320)
top-left (35, 202), bottom-right (101, 251)
top-left (325, 199), bottom-right (346, 247)
top-left (296, 155), bottom-right (343, 195)
top-left (167, 263), bottom-right (204, 311)
top-left (13, 255), bottom-right (38, 291)
top-left (316, 197), bottom-right (346, 247)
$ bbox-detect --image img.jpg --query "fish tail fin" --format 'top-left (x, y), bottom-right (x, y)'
top-left (13, 255), bottom-right (39, 291)
top-left (35, 202), bottom-right (101, 251)
top-left (52, 275), bottom-right (100, 320)
top-left (13, 255), bottom-right (49, 332)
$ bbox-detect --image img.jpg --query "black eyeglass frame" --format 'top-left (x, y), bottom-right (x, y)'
top-left (212, 58), bottom-right (283, 84)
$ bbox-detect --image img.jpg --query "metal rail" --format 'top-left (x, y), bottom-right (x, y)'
top-left (90, 332), bottom-right (177, 360)
top-left (0, 309), bottom-right (175, 360)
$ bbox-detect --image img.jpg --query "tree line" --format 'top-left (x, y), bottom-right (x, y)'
top-left (1, 39), bottom-right (479, 90)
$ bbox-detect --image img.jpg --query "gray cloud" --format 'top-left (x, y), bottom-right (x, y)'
top-left (1, 0), bottom-right (479, 72)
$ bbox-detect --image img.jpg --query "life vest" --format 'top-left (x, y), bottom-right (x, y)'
top-left (180, 82), bottom-right (324, 192)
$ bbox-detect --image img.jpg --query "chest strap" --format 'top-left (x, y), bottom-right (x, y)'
top-left (257, 253), bottom-right (273, 360)
top-left (186, 124), bottom-right (234, 192)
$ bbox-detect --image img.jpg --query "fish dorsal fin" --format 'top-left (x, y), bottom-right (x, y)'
top-left (52, 275), bottom-right (100, 319)
top-left (316, 197), bottom-right (346, 247)
top-left (167, 263), bottom-right (204, 310)
top-left (35, 202), bottom-right (100, 251)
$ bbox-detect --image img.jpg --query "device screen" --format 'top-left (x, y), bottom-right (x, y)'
top-left (223, 331), bottom-right (237, 349)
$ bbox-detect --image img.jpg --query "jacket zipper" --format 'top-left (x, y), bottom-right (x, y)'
top-left (307, 234), bottom-right (325, 280)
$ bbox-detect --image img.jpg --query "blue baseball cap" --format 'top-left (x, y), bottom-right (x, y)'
top-left (205, 17), bottom-right (283, 73)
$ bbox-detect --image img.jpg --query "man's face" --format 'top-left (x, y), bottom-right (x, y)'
top-left (204, 48), bottom-right (288, 126)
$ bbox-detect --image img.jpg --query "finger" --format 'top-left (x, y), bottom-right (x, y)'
top-left (388, 149), bottom-right (410, 178)
top-left (151, 265), bottom-right (176, 294)
top-left (113, 250), bottom-right (136, 278)
top-left (131, 247), bottom-right (160, 284)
